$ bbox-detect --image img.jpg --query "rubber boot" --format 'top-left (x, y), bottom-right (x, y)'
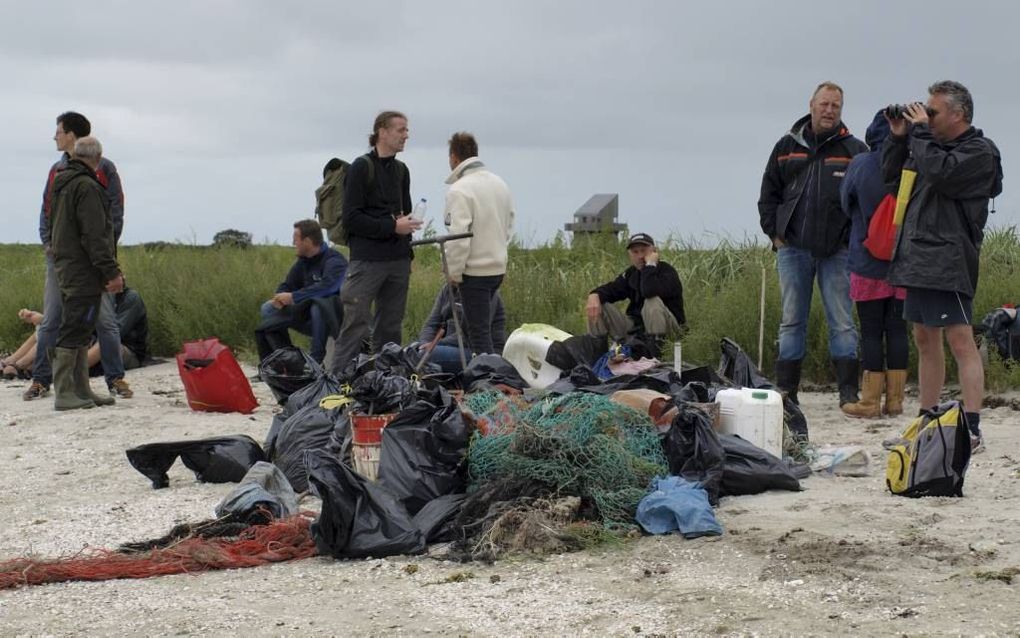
top-left (774, 358), bottom-right (803, 405)
top-left (833, 358), bottom-right (861, 407)
top-left (884, 369), bottom-right (907, 416)
top-left (74, 346), bottom-right (115, 407)
top-left (842, 370), bottom-right (884, 418)
top-left (52, 347), bottom-right (96, 411)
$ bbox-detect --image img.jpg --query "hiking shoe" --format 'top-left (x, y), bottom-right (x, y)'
top-left (23, 381), bottom-right (50, 401)
top-left (970, 434), bottom-right (985, 455)
top-left (109, 378), bottom-right (134, 399)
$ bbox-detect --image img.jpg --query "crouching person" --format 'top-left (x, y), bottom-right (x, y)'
top-left (50, 136), bottom-right (123, 410)
top-left (255, 220), bottom-right (347, 365)
top-left (417, 283), bottom-right (507, 373)
top-left (585, 233), bottom-right (686, 349)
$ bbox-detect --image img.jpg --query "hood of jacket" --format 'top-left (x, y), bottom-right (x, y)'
top-left (788, 114), bottom-right (854, 149)
top-left (445, 157), bottom-right (486, 185)
top-left (52, 159), bottom-right (101, 196)
top-left (865, 110), bottom-right (891, 150)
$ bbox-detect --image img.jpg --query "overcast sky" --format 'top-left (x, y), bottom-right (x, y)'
top-left (0, 1), bottom-right (1013, 246)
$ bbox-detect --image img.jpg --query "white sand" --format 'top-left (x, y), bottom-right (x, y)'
top-left (0, 362), bottom-right (1018, 636)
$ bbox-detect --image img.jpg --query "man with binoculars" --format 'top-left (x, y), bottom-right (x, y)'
top-left (882, 80), bottom-right (1003, 452)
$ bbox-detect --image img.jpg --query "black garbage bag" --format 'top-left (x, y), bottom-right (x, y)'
top-left (661, 404), bottom-right (725, 505)
top-left (259, 346), bottom-right (321, 405)
top-left (715, 337), bottom-right (808, 440)
top-left (718, 337), bottom-right (773, 389)
top-left (719, 434), bottom-right (802, 496)
top-left (413, 493), bottom-right (467, 543)
top-left (304, 449), bottom-right (425, 558)
top-left (349, 370), bottom-right (414, 414)
top-left (126, 435), bottom-right (266, 489)
top-left (674, 381), bottom-right (710, 403)
top-left (545, 364), bottom-right (602, 395)
top-left (375, 342), bottom-right (442, 377)
top-left (265, 373), bottom-right (342, 454)
top-left (377, 394), bottom-right (469, 515)
top-left (545, 334), bottom-right (608, 370)
top-left (981, 307), bottom-right (1020, 361)
top-left (268, 401), bottom-right (348, 492)
top-left (460, 354), bottom-right (529, 392)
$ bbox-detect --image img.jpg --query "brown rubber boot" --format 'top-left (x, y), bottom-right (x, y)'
top-left (884, 369), bottom-right (907, 416)
top-left (841, 370), bottom-right (884, 418)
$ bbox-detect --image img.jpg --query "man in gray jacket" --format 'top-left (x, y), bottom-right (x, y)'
top-left (882, 80), bottom-right (1003, 451)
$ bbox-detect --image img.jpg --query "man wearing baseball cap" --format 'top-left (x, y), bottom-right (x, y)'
top-left (585, 233), bottom-right (685, 344)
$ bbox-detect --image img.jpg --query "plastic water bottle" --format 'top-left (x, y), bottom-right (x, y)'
top-left (411, 198), bottom-right (427, 221)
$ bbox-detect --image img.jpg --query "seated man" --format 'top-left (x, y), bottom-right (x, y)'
top-left (1, 309), bottom-right (44, 379)
top-left (417, 283), bottom-right (506, 373)
top-left (256, 219), bottom-right (347, 364)
top-left (89, 286), bottom-right (149, 378)
top-left (585, 233), bottom-right (686, 346)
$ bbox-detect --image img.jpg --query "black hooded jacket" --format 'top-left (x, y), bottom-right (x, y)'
top-left (758, 115), bottom-right (868, 257)
top-left (882, 124), bottom-right (1003, 297)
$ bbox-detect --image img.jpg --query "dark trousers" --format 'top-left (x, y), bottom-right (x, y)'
top-left (457, 274), bottom-right (504, 356)
top-left (329, 259), bottom-right (411, 376)
top-left (58, 294), bottom-right (101, 349)
top-left (256, 301), bottom-right (329, 363)
top-left (856, 297), bottom-right (908, 371)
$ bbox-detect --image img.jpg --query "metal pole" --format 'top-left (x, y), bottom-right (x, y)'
top-left (758, 266), bottom-right (767, 371)
top-left (411, 233), bottom-right (474, 371)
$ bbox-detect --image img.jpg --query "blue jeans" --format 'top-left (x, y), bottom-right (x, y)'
top-left (257, 301), bottom-right (328, 363)
top-left (428, 344), bottom-right (468, 374)
top-left (34, 256), bottom-right (125, 386)
top-left (776, 246), bottom-right (858, 361)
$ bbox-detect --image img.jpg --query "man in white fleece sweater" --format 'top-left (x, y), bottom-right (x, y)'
top-left (443, 132), bottom-right (515, 357)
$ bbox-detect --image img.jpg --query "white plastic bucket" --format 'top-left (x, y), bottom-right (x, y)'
top-left (501, 323), bottom-right (572, 389)
top-left (715, 387), bottom-right (784, 457)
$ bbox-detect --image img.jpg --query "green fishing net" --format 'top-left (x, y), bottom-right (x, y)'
top-left (464, 391), bottom-right (667, 527)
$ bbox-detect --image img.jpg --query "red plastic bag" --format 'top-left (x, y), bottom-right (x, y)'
top-left (176, 338), bottom-right (258, 414)
top-left (862, 193), bottom-right (897, 261)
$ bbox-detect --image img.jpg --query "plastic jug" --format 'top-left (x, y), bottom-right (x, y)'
top-left (501, 323), bottom-right (571, 389)
top-left (715, 387), bottom-right (784, 457)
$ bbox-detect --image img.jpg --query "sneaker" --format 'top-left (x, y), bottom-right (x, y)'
top-left (970, 434), bottom-right (985, 455)
top-left (110, 378), bottom-right (134, 399)
top-left (22, 381), bottom-right (50, 401)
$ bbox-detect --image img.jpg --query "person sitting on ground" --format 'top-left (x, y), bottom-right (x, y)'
top-left (255, 219), bottom-right (348, 365)
top-left (417, 283), bottom-right (507, 373)
top-left (1, 310), bottom-right (44, 379)
top-left (2, 288), bottom-right (149, 382)
top-left (585, 233), bottom-right (686, 351)
top-left (89, 286), bottom-right (149, 378)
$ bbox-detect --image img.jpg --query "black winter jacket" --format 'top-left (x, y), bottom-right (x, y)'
top-left (882, 124), bottom-right (1003, 297)
top-left (592, 260), bottom-right (686, 328)
top-left (759, 115), bottom-right (868, 257)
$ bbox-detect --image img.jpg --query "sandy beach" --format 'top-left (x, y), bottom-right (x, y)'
top-left (0, 361), bottom-right (1018, 636)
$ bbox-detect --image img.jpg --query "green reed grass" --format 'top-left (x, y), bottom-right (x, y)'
top-left (3, 227), bottom-right (1020, 385)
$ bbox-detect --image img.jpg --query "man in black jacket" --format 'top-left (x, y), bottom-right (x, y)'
top-left (328, 111), bottom-right (422, 377)
top-left (758, 81), bottom-right (868, 408)
top-left (256, 220), bottom-right (348, 365)
top-left (883, 80), bottom-right (1003, 451)
top-left (586, 233), bottom-right (685, 344)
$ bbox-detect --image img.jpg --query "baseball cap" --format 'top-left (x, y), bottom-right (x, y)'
top-left (626, 233), bottom-right (655, 249)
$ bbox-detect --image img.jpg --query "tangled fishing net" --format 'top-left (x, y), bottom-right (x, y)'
top-left (0, 513), bottom-right (317, 590)
top-left (464, 391), bottom-right (667, 529)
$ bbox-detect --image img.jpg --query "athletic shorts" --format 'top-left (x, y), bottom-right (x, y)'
top-left (903, 287), bottom-right (973, 327)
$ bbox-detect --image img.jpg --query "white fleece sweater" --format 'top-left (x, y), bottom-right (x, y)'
top-left (443, 157), bottom-right (515, 281)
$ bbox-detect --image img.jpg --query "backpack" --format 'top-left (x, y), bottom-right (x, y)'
top-left (863, 168), bottom-right (916, 261)
top-left (884, 401), bottom-right (971, 497)
top-left (314, 155), bottom-right (407, 246)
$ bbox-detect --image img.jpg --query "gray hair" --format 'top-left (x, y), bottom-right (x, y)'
top-left (73, 136), bottom-right (103, 161)
top-left (929, 80), bottom-right (974, 123)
